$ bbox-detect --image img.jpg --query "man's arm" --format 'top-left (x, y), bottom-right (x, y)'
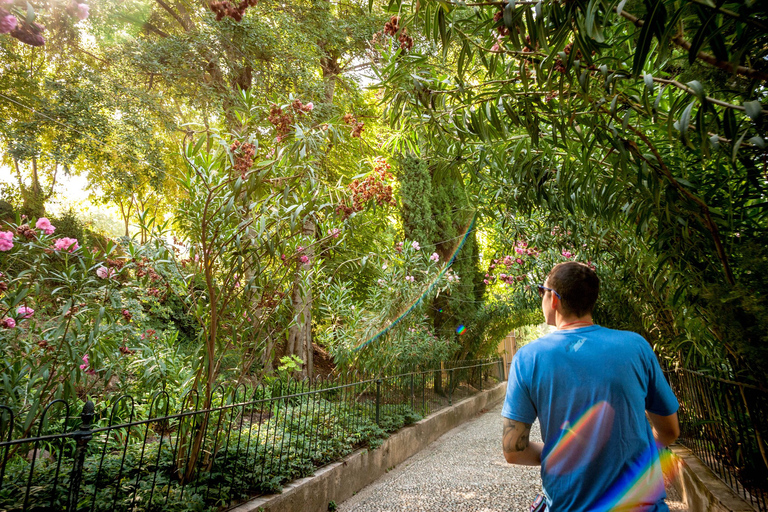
top-left (502, 418), bottom-right (543, 465)
top-left (647, 411), bottom-right (680, 447)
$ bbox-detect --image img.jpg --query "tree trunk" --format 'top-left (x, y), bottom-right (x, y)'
top-left (287, 217), bottom-right (315, 378)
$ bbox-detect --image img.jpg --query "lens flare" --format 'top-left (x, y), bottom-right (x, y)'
top-left (352, 215), bottom-right (477, 352)
top-left (593, 447), bottom-right (678, 510)
top-left (456, 325), bottom-right (466, 335)
top-left (543, 401), bottom-right (615, 476)
top-left (543, 402), bottom-right (680, 510)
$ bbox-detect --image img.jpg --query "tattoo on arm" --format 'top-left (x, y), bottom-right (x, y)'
top-left (503, 419), bottom-right (532, 453)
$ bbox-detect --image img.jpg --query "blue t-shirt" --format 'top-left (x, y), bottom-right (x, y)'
top-left (502, 325), bottom-right (679, 512)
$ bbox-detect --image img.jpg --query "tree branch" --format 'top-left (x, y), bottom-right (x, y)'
top-left (155, 0), bottom-right (190, 31)
top-left (617, 8), bottom-right (768, 82)
top-left (612, 110), bottom-right (736, 286)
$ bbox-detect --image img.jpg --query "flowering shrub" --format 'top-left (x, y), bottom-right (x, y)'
top-left (316, 238), bottom-right (456, 371)
top-left (0, 215), bottom-right (201, 437)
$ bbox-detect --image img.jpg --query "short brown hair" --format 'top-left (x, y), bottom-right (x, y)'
top-left (546, 262), bottom-right (599, 317)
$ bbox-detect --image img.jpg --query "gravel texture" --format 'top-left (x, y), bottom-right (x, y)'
top-left (338, 401), bottom-right (687, 512)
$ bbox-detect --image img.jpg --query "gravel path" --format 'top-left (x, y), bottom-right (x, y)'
top-left (339, 401), bottom-right (687, 512)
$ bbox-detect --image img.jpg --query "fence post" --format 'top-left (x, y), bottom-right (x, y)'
top-left (498, 358), bottom-right (504, 381)
top-left (375, 379), bottom-right (382, 426)
top-left (422, 373), bottom-right (426, 415)
top-left (67, 400), bottom-right (95, 512)
top-left (479, 365), bottom-right (484, 391)
top-left (449, 368), bottom-right (454, 406)
top-left (410, 373), bottom-right (414, 411)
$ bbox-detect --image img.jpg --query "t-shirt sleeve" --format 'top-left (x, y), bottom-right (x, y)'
top-left (501, 350), bottom-right (537, 423)
top-left (643, 344), bottom-right (679, 416)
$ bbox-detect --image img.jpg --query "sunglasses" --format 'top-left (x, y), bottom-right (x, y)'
top-left (537, 284), bottom-right (561, 300)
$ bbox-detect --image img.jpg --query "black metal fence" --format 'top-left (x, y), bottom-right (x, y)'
top-left (665, 367), bottom-right (768, 511)
top-left (0, 358), bottom-right (503, 512)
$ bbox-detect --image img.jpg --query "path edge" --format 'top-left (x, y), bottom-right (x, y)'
top-left (229, 382), bottom-right (507, 512)
top-left (669, 445), bottom-right (756, 512)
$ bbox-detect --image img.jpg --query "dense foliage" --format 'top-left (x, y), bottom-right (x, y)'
top-left (375, 0), bottom-right (768, 386)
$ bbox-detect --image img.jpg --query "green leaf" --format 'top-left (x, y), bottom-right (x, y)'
top-left (25, 1), bottom-right (35, 24)
top-left (643, 73), bottom-right (654, 93)
top-left (579, 70), bottom-right (589, 91)
top-left (503, 0), bottom-right (515, 29)
top-left (631, 0), bottom-right (667, 77)
top-left (744, 100), bottom-right (762, 121)
top-left (438, 8), bottom-right (448, 54)
top-left (749, 136), bottom-right (766, 149)
top-left (673, 101), bottom-right (696, 141)
top-left (686, 80), bottom-right (705, 103)
top-left (688, 14), bottom-right (714, 64)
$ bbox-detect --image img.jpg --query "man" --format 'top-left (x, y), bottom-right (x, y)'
top-left (502, 261), bottom-right (680, 511)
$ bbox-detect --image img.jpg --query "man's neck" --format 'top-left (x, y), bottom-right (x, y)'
top-left (556, 315), bottom-right (594, 330)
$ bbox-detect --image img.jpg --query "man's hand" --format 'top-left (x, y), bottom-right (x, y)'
top-left (647, 411), bottom-right (680, 447)
top-left (502, 418), bottom-right (543, 465)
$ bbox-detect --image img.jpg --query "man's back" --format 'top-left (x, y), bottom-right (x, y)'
top-left (502, 325), bottom-right (679, 511)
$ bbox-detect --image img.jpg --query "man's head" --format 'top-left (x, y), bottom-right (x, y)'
top-left (543, 262), bottom-right (600, 318)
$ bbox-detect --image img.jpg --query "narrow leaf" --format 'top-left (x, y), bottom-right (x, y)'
top-left (744, 100), bottom-right (762, 121)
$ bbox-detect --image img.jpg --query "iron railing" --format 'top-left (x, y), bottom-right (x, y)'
top-left (0, 358), bottom-right (503, 512)
top-left (665, 367), bottom-right (768, 511)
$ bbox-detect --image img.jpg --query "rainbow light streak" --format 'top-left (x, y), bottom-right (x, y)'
top-left (593, 446), bottom-right (679, 511)
top-left (456, 325), bottom-right (466, 335)
top-left (543, 401), bottom-right (615, 476)
top-left (352, 214), bottom-right (477, 352)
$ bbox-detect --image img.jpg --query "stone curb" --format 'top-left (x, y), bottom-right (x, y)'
top-left (229, 382), bottom-right (507, 512)
top-left (669, 445), bottom-right (756, 512)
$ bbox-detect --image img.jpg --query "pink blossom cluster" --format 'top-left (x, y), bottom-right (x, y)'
top-left (17, 305), bottom-right (34, 318)
top-left (405, 275), bottom-right (415, 282)
top-left (561, 250), bottom-right (573, 259)
top-left (79, 354), bottom-right (96, 376)
top-left (0, 231), bottom-right (13, 251)
top-left (36, 217), bottom-right (55, 235)
top-left (53, 237), bottom-right (79, 252)
top-left (0, 11), bottom-right (16, 34)
top-left (411, 241), bottom-right (420, 250)
top-left (330, 228), bottom-right (341, 238)
top-left (1, 318), bottom-right (15, 329)
top-left (430, 252), bottom-right (439, 262)
top-left (395, 241), bottom-right (404, 253)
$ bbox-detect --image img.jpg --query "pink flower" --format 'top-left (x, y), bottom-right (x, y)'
top-left (299, 255), bottom-right (310, 264)
top-left (79, 354), bottom-right (96, 375)
top-left (0, 231), bottom-right (13, 251)
top-left (562, 250), bottom-right (572, 259)
top-left (411, 241), bottom-right (420, 250)
top-left (430, 252), bottom-right (439, 262)
top-left (330, 228), bottom-right (341, 238)
top-left (75, 3), bottom-right (89, 19)
top-left (304, 102), bottom-right (314, 111)
top-left (405, 275), bottom-right (415, 282)
top-left (53, 237), bottom-right (79, 252)
top-left (297, 245), bottom-right (304, 252)
top-left (490, 43), bottom-right (500, 52)
top-left (96, 266), bottom-right (114, 279)
top-left (1, 318), bottom-right (15, 329)
top-left (483, 279), bottom-right (490, 284)
top-left (35, 217), bottom-right (55, 235)
top-left (515, 258), bottom-right (524, 265)
top-left (17, 306), bottom-right (34, 318)
top-left (0, 13), bottom-right (17, 34)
